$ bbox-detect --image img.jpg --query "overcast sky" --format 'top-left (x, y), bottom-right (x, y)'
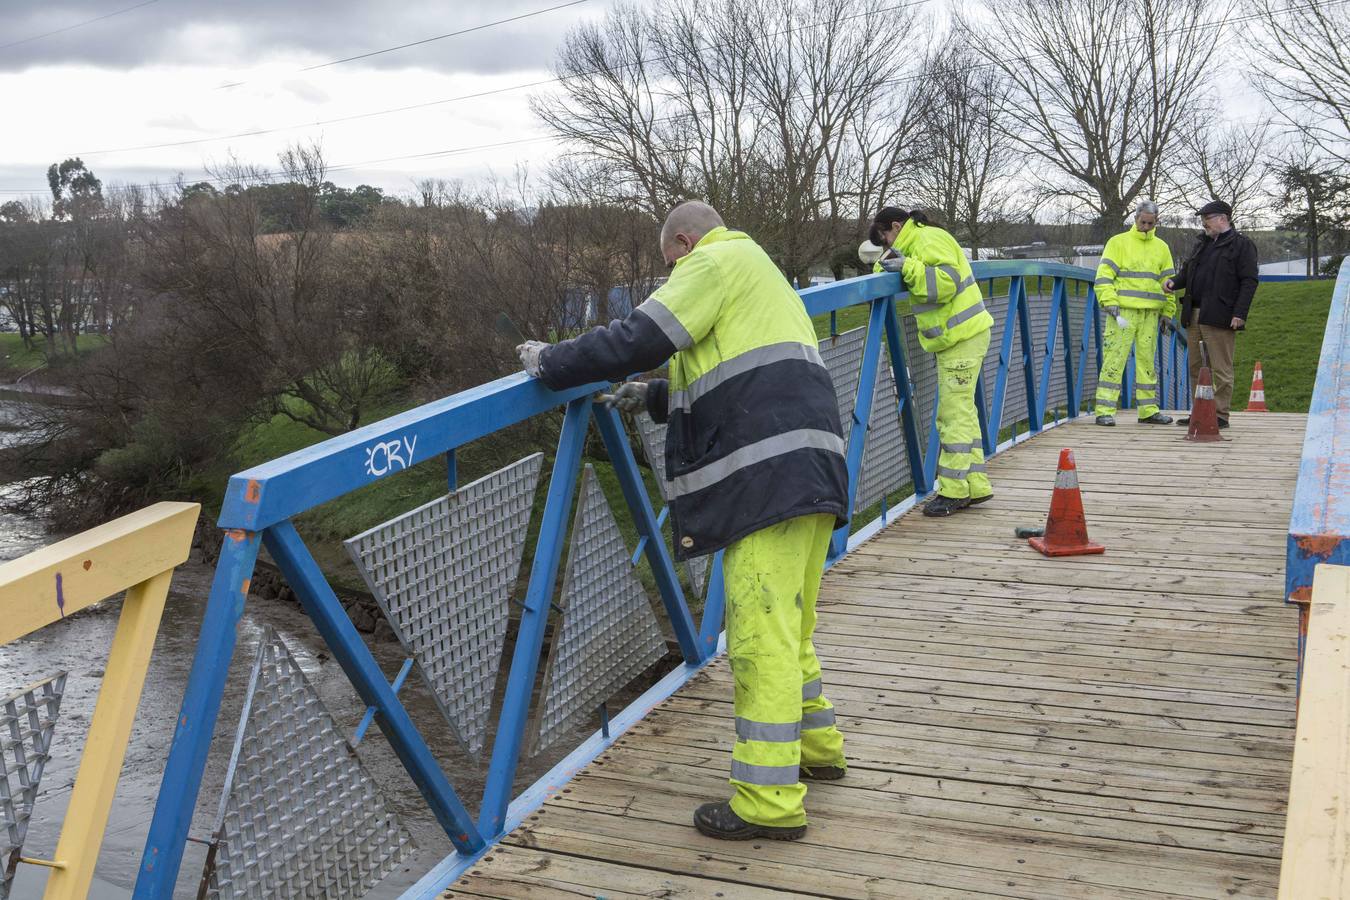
top-left (0, 0), bottom-right (609, 200)
top-left (1, 0), bottom-right (1270, 205)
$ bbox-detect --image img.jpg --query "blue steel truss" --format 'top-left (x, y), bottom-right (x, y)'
top-left (136, 261), bottom-right (1193, 899)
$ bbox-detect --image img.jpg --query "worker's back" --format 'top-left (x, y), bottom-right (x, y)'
top-left (656, 227), bottom-right (848, 558)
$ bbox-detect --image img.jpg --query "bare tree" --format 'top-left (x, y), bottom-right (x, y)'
top-left (1245, 0), bottom-right (1350, 165)
top-left (1170, 117), bottom-right (1274, 222)
top-left (533, 0), bottom-right (927, 284)
top-left (959, 0), bottom-right (1229, 237)
top-left (135, 145), bottom-right (396, 436)
top-left (911, 46), bottom-right (1025, 259)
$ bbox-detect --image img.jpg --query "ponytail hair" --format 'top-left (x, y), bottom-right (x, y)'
top-left (871, 206), bottom-right (930, 241)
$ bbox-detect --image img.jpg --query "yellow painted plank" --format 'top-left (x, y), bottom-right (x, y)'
top-left (45, 569), bottom-right (174, 900)
top-left (1279, 564), bottom-right (1350, 900)
top-left (0, 501), bottom-right (198, 644)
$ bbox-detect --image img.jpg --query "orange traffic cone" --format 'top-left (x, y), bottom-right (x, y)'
top-left (1185, 366), bottom-right (1223, 442)
top-left (1246, 361), bottom-right (1269, 411)
top-left (1028, 449), bottom-right (1106, 557)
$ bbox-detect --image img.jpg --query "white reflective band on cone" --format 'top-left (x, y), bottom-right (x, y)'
top-left (1054, 469), bottom-right (1080, 490)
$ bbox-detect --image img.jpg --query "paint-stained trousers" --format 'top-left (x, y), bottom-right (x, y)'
top-left (935, 329), bottom-right (993, 500)
top-left (1095, 307), bottom-right (1161, 419)
top-left (724, 513), bottom-right (846, 827)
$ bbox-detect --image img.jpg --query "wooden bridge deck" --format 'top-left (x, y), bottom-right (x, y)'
top-left (449, 412), bottom-right (1304, 899)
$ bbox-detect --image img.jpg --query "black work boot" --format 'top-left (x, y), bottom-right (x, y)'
top-left (923, 494), bottom-right (970, 517)
top-left (800, 764), bottom-right (847, 781)
top-left (968, 493), bottom-right (994, 506)
top-left (1139, 412), bottom-right (1173, 424)
top-left (1095, 414), bottom-right (1115, 426)
top-left (693, 801), bottom-right (806, 841)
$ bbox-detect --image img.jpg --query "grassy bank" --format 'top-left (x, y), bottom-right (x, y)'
top-left (1233, 279), bottom-right (1334, 412)
top-left (0, 332), bottom-right (109, 375)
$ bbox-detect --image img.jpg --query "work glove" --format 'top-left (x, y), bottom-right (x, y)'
top-left (516, 341), bottom-right (549, 378)
top-left (598, 381), bottom-right (649, 413)
top-left (878, 250), bottom-right (906, 273)
top-left (1104, 306), bottom-right (1127, 328)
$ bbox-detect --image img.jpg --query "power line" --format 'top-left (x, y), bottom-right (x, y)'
top-left (0, 0), bottom-right (160, 52)
top-left (72, 0), bottom-right (925, 157)
top-left (215, 0), bottom-right (591, 89)
top-left (8, 0), bottom-right (1338, 193)
top-left (303, 0), bottom-right (589, 72)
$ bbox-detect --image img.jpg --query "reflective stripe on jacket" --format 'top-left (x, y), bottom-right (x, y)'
top-left (875, 219), bottom-right (993, 353)
top-left (538, 227), bottom-right (848, 559)
top-left (1095, 225), bottom-right (1176, 315)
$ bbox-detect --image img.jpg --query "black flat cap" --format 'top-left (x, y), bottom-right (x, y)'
top-left (1197, 200), bottom-right (1233, 218)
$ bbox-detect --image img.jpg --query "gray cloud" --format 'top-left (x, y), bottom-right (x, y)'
top-left (0, 0), bottom-right (591, 74)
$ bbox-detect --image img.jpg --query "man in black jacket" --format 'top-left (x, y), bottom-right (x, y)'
top-left (1165, 200), bottom-right (1259, 428)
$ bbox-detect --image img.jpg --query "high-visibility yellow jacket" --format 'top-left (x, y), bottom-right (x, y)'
top-left (1096, 226), bottom-right (1178, 318)
top-left (538, 227), bottom-right (848, 559)
top-left (875, 219), bottom-right (993, 353)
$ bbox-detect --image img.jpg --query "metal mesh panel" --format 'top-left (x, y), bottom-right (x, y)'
top-left (821, 324), bottom-right (914, 510)
top-left (819, 326), bottom-right (867, 433)
top-left (528, 466), bottom-right (666, 755)
top-left (635, 413), bottom-right (714, 597)
top-left (207, 630), bottom-right (411, 899)
top-left (0, 673), bottom-right (66, 900)
top-left (899, 314), bottom-right (939, 452)
top-left (856, 354), bottom-right (912, 510)
top-left (345, 454), bottom-right (543, 756)
top-left (635, 414), bottom-right (670, 503)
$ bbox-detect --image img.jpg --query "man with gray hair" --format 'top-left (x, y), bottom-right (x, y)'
top-left (1092, 200), bottom-right (1179, 426)
top-left (517, 200), bottom-right (850, 842)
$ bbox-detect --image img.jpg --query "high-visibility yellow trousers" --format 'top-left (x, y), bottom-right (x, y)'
top-left (724, 513), bottom-right (846, 827)
top-left (1095, 307), bottom-right (1161, 418)
top-left (935, 329), bottom-right (993, 500)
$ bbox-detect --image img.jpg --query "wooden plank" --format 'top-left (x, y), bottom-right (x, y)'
top-left (457, 413), bottom-right (1303, 899)
top-left (1278, 564), bottom-right (1350, 899)
top-left (0, 501), bottom-right (199, 643)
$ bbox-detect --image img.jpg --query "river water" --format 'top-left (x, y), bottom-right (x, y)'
top-left (0, 405), bottom-right (647, 898)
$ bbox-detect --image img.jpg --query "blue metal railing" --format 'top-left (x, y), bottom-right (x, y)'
top-left (135, 260), bottom-right (1188, 898)
top-left (1286, 257), bottom-right (1350, 682)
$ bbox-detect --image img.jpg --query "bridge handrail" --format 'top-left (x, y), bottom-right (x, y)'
top-left (0, 501), bottom-right (198, 899)
top-left (1278, 563), bottom-right (1350, 898)
top-left (1287, 257), bottom-right (1350, 679)
top-left (138, 259), bottom-right (1187, 899)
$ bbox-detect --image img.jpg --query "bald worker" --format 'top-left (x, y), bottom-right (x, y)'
top-left (517, 201), bottom-right (850, 841)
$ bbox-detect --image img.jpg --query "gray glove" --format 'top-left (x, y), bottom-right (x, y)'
top-left (878, 251), bottom-right (906, 273)
top-left (598, 381), bottom-right (648, 413)
top-left (516, 340), bottom-right (549, 378)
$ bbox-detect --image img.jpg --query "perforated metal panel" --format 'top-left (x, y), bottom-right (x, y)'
top-left (345, 454), bottom-right (543, 756)
top-left (207, 629), bottom-right (411, 899)
top-left (820, 325), bottom-right (868, 436)
top-left (821, 326), bottom-right (911, 510)
top-left (635, 413), bottom-right (712, 597)
top-left (0, 673), bottom-right (66, 900)
top-left (528, 466), bottom-right (667, 755)
top-left (856, 359), bottom-right (911, 511)
top-left (635, 414), bottom-right (670, 503)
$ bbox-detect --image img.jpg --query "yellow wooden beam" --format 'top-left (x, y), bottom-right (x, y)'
top-left (1280, 563), bottom-right (1350, 899)
top-left (0, 502), bottom-right (198, 645)
top-left (44, 567), bottom-right (175, 899)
